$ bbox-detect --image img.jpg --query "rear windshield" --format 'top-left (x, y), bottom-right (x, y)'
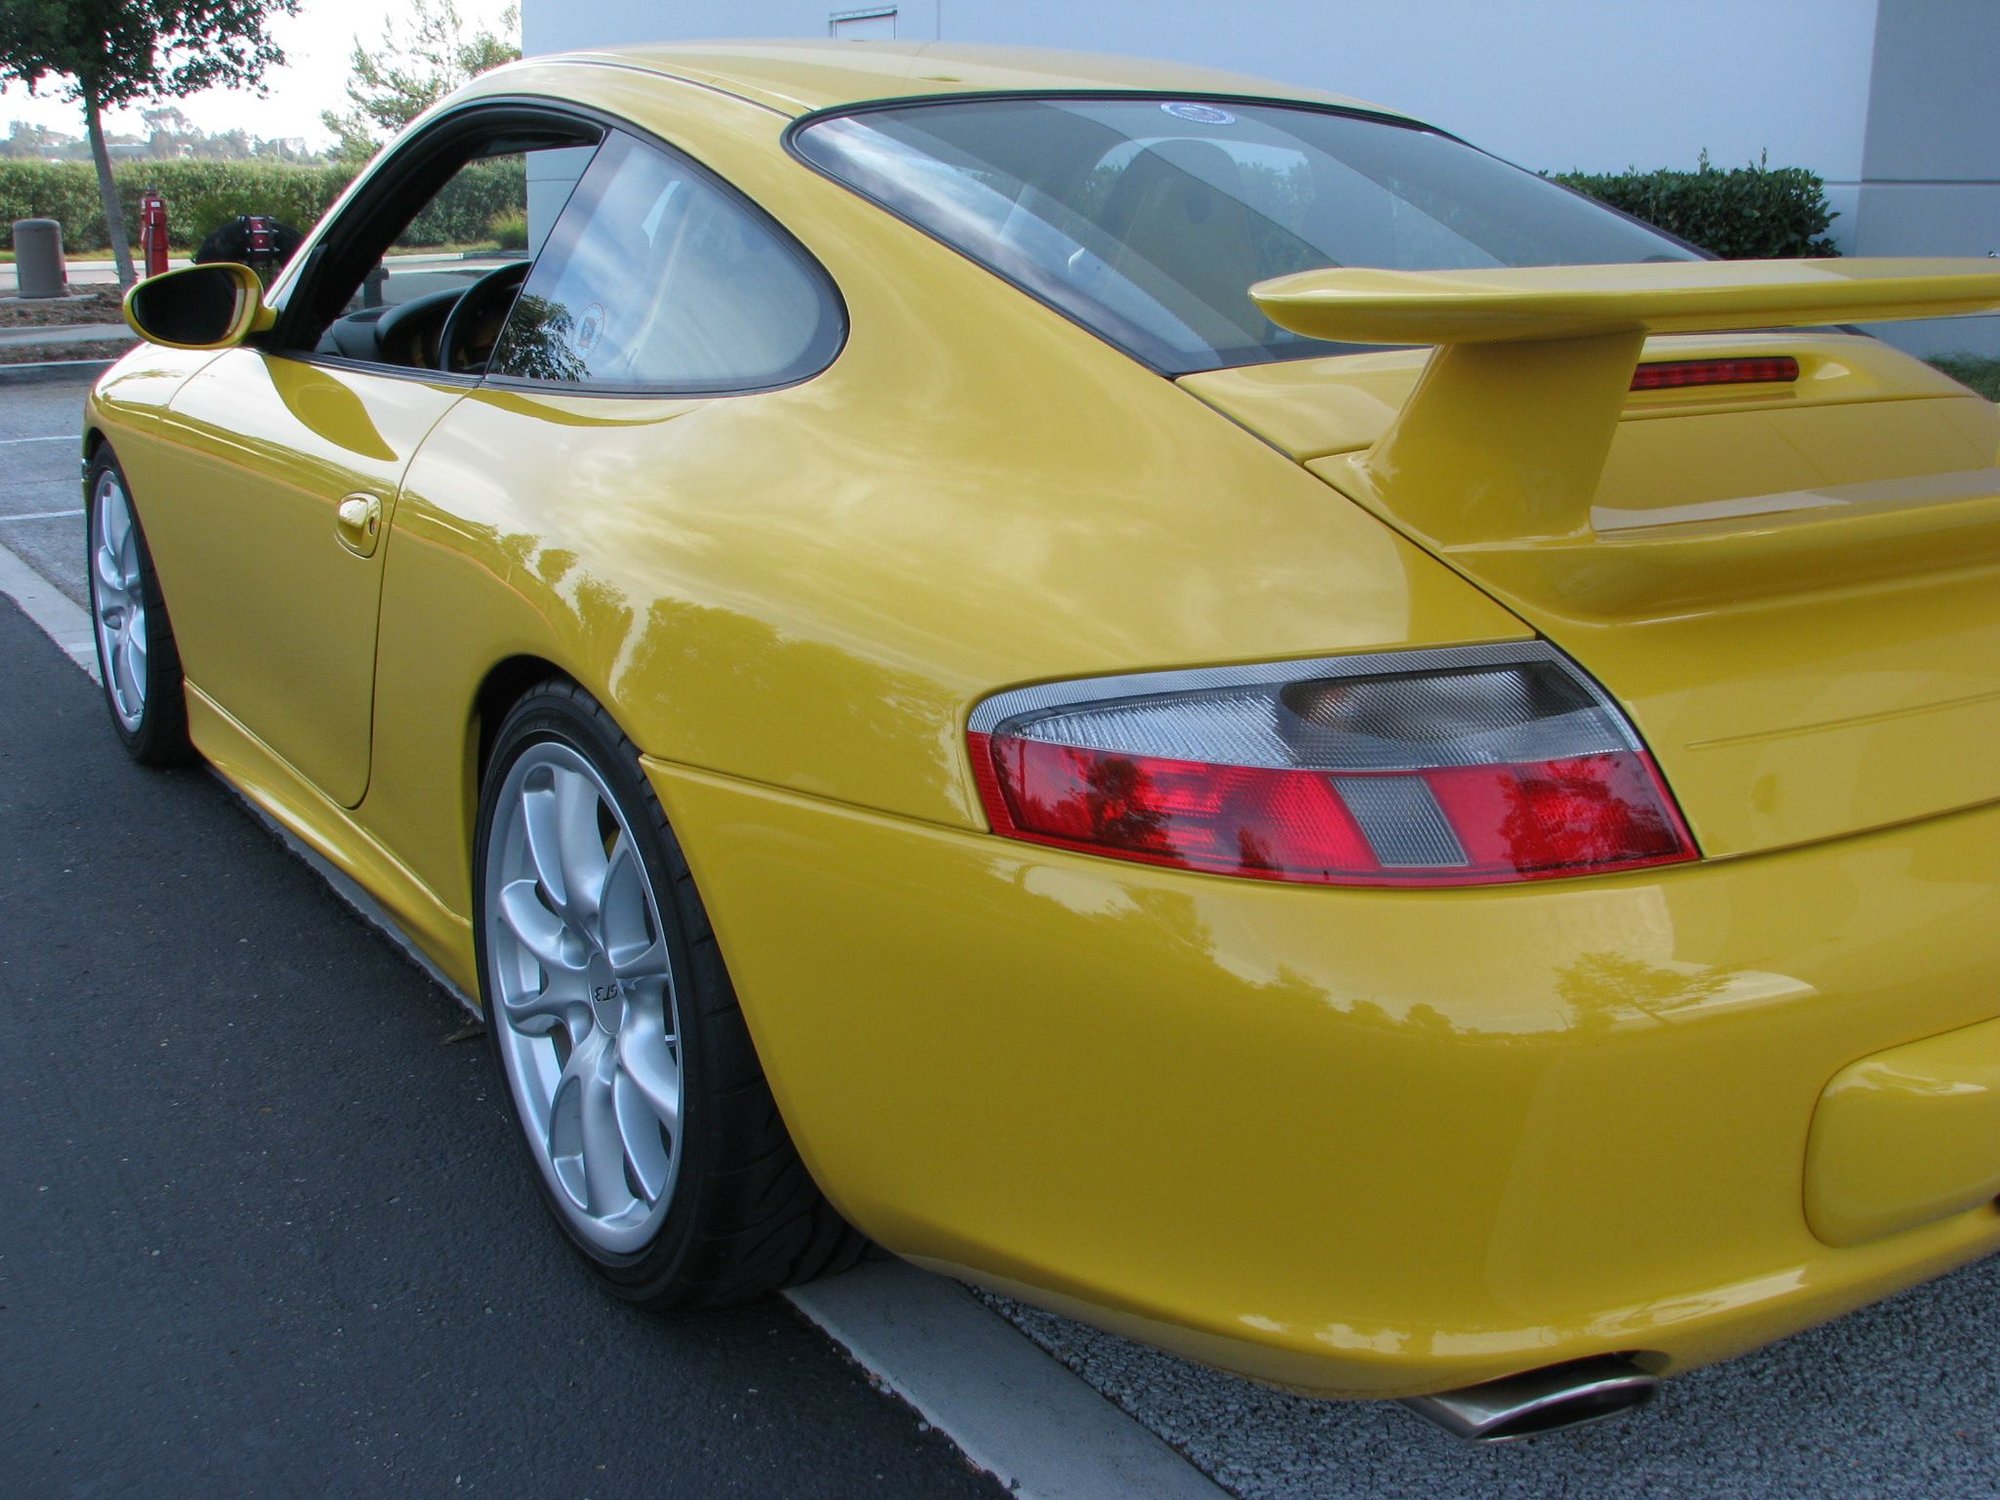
top-left (792, 97), bottom-right (1698, 373)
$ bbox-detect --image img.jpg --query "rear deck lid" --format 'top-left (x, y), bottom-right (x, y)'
top-left (1184, 259), bottom-right (2000, 856)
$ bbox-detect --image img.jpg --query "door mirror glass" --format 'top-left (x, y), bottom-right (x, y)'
top-left (125, 263), bottom-right (275, 350)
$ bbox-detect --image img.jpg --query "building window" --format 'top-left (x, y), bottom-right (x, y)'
top-left (830, 7), bottom-right (895, 40)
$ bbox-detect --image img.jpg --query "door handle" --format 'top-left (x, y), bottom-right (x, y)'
top-left (335, 493), bottom-right (383, 558)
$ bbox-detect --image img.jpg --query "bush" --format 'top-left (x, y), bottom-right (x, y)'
top-left (1930, 357), bottom-right (2000, 401)
top-left (0, 160), bottom-right (354, 252)
top-left (489, 209), bottom-right (528, 250)
top-left (0, 162), bottom-right (100, 248)
top-left (397, 157), bottom-right (524, 247)
top-left (1553, 152), bottom-right (1839, 260)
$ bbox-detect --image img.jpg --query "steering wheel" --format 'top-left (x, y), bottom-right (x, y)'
top-left (438, 260), bottom-right (531, 374)
top-left (370, 285), bottom-right (463, 367)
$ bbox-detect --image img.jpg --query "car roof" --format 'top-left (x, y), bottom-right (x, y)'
top-left (536, 38), bottom-right (1407, 121)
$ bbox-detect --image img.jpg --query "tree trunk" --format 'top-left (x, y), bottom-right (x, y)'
top-left (83, 90), bottom-right (136, 288)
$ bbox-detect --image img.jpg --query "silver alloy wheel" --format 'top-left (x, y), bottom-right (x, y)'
top-left (90, 467), bottom-right (147, 733)
top-left (484, 742), bottom-right (684, 1254)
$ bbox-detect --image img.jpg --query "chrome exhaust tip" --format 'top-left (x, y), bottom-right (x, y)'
top-left (1400, 1355), bottom-right (1657, 1443)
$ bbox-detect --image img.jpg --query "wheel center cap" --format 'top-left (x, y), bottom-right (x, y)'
top-left (587, 959), bottom-right (625, 1032)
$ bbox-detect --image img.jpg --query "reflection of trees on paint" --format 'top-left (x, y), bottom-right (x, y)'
top-left (493, 294), bottom-right (589, 383)
top-left (1081, 754), bottom-right (1169, 847)
top-left (1556, 951), bottom-right (1731, 1037)
top-left (997, 745), bottom-right (1171, 852)
top-left (1498, 757), bottom-right (1675, 871)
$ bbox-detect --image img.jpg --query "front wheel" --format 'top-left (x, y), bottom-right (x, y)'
top-left (474, 680), bottom-right (866, 1309)
top-left (86, 446), bottom-right (191, 765)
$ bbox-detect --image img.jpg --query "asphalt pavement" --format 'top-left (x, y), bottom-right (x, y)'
top-left (0, 587), bottom-right (1007, 1497)
top-left (0, 378), bottom-right (93, 610)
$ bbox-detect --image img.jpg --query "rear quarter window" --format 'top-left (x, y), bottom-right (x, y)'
top-left (490, 130), bottom-right (843, 393)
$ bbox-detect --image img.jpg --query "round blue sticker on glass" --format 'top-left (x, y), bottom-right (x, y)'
top-left (1160, 102), bottom-right (1236, 126)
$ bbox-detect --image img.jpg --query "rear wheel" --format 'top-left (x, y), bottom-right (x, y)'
top-left (475, 680), bottom-right (866, 1309)
top-left (86, 446), bottom-right (191, 765)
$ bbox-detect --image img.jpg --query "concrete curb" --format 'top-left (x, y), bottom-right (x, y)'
top-left (790, 1262), bottom-right (1230, 1500)
top-left (0, 358), bottom-right (119, 386)
top-left (0, 538), bottom-right (96, 677)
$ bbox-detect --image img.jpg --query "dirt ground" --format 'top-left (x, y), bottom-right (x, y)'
top-left (0, 338), bottom-right (131, 365)
top-left (0, 288), bottom-right (126, 329)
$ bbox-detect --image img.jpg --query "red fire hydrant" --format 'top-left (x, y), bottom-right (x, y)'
top-left (138, 188), bottom-right (169, 277)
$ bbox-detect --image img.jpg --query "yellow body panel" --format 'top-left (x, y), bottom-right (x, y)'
top-left (645, 758), bottom-right (2000, 1396)
top-left (1807, 1017), bottom-right (2000, 1249)
top-left (77, 42), bottom-right (2000, 1401)
top-left (356, 66), bottom-right (1520, 913)
top-left (544, 39), bottom-right (1396, 118)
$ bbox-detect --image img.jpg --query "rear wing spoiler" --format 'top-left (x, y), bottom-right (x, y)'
top-left (1248, 258), bottom-right (2000, 551)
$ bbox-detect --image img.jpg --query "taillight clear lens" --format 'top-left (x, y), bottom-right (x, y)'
top-left (967, 643), bottom-right (1697, 886)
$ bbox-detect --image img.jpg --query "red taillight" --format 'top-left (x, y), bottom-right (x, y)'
top-left (973, 738), bottom-right (1378, 879)
top-left (967, 645), bottom-right (1698, 888)
top-left (1630, 356), bottom-right (1799, 391)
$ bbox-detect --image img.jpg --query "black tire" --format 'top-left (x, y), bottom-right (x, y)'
top-left (84, 445), bottom-right (192, 766)
top-left (473, 679), bottom-right (867, 1310)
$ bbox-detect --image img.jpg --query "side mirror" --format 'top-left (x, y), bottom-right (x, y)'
top-left (123, 263), bottom-right (277, 351)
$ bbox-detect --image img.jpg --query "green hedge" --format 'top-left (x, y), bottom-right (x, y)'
top-left (0, 158), bottom-right (527, 253)
top-left (1553, 154), bottom-right (1839, 260)
top-left (397, 157), bottom-right (525, 248)
top-left (3, 148), bottom-right (1837, 263)
top-left (0, 160), bottom-right (353, 251)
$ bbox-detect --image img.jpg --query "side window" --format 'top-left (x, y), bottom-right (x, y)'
top-left (291, 120), bottom-right (600, 371)
top-left (488, 132), bottom-right (842, 392)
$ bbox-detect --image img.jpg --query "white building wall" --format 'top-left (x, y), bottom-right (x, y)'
top-left (1853, 0), bottom-right (2000, 355)
top-left (526, 1), bottom-right (1878, 184)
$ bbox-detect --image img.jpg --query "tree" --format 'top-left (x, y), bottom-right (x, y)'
top-left (322, 1), bottom-right (520, 168)
top-left (1, 118), bottom-right (76, 158)
top-left (0, 0), bottom-right (299, 285)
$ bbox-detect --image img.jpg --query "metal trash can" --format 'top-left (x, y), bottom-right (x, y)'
top-left (13, 218), bottom-right (69, 299)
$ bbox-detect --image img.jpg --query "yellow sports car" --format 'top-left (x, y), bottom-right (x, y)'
top-left (89, 40), bottom-right (2000, 1442)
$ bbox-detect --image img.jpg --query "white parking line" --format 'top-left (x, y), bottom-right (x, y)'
top-left (0, 509), bottom-right (85, 522)
top-left (0, 529), bottom-right (1227, 1500)
top-left (0, 434), bottom-right (81, 445)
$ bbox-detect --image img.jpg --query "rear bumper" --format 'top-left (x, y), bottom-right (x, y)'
top-left (648, 757), bottom-right (2000, 1399)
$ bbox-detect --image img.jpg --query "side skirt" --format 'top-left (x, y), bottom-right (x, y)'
top-left (186, 682), bottom-right (479, 999)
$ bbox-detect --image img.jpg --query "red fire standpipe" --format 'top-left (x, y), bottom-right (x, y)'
top-left (138, 189), bottom-right (169, 278)
top-left (245, 215), bottom-right (277, 281)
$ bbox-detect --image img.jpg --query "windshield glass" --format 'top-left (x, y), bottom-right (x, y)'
top-left (793, 97), bottom-right (1698, 373)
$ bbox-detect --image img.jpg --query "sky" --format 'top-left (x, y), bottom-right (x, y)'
top-left (0, 0), bottom-right (521, 149)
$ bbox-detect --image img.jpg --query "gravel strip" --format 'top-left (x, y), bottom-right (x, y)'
top-left (975, 1256), bottom-right (2000, 1499)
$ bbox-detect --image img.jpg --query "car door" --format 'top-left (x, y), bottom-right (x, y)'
top-left (143, 353), bottom-right (467, 806)
top-left (136, 111), bottom-right (599, 808)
